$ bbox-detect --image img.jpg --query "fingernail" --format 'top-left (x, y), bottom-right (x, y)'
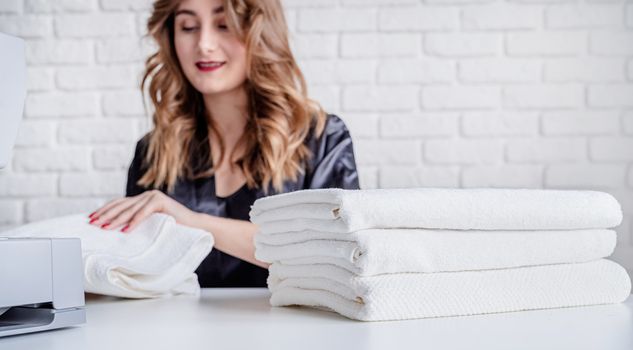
top-left (88, 212), bottom-right (96, 218)
top-left (121, 225), bottom-right (129, 233)
top-left (101, 223), bottom-right (110, 229)
top-left (89, 218), bottom-right (99, 224)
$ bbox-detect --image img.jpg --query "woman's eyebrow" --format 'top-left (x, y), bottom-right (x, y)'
top-left (175, 6), bottom-right (223, 17)
top-left (175, 9), bottom-right (196, 17)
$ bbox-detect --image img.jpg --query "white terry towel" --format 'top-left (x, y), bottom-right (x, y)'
top-left (254, 229), bottom-right (617, 275)
top-left (1, 213), bottom-right (214, 299)
top-left (249, 188), bottom-right (623, 233)
top-left (267, 259), bottom-right (632, 321)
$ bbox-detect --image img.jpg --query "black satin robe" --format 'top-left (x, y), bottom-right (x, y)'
top-left (125, 114), bottom-right (360, 287)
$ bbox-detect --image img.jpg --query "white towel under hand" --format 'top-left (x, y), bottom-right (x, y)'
top-left (255, 228), bottom-right (617, 275)
top-left (250, 188), bottom-right (623, 233)
top-left (1, 213), bottom-right (214, 298)
top-left (268, 260), bottom-right (632, 321)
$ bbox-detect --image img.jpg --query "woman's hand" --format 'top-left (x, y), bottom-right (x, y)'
top-left (88, 190), bottom-right (197, 233)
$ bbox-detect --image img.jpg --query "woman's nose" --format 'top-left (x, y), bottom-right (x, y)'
top-left (198, 27), bottom-right (219, 53)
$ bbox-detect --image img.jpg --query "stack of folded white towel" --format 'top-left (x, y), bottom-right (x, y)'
top-left (250, 188), bottom-right (632, 321)
top-left (2, 213), bottom-right (214, 299)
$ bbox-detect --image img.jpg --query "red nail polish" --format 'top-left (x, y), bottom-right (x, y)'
top-left (89, 212), bottom-right (96, 218)
top-left (89, 218), bottom-right (98, 224)
top-left (101, 223), bottom-right (110, 229)
top-left (121, 225), bottom-right (129, 233)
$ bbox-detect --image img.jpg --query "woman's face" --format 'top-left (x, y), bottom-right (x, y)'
top-left (173, 0), bottom-right (247, 96)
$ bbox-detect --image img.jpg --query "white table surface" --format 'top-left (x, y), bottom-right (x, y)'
top-left (1, 289), bottom-right (632, 350)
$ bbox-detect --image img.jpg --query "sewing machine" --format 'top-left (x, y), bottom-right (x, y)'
top-left (0, 32), bottom-right (86, 337)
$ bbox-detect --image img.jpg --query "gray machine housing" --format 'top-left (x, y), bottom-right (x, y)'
top-left (0, 238), bottom-right (86, 337)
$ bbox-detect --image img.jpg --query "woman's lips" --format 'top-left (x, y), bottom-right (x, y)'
top-left (196, 61), bottom-right (225, 72)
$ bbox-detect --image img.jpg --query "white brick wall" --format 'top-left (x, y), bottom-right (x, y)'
top-left (1, 0), bottom-right (633, 275)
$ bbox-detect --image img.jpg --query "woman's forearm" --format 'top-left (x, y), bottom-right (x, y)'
top-left (187, 211), bottom-right (270, 269)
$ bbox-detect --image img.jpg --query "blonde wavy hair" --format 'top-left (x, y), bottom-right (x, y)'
top-left (138, 0), bottom-right (327, 195)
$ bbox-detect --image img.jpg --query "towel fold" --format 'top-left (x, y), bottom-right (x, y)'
top-left (268, 259), bottom-right (632, 321)
top-left (254, 228), bottom-right (617, 275)
top-left (1, 213), bottom-right (214, 298)
top-left (250, 188), bottom-right (623, 233)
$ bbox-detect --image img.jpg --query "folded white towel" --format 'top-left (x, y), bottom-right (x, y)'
top-left (268, 259), bottom-right (632, 321)
top-left (1, 213), bottom-right (214, 299)
top-left (250, 188), bottom-right (622, 233)
top-left (254, 228), bottom-right (616, 275)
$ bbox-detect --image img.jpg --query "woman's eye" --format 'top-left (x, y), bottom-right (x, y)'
top-left (218, 24), bottom-right (228, 31)
top-left (182, 26), bottom-right (198, 32)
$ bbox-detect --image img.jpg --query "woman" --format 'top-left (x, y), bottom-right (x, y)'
top-left (87, 0), bottom-right (360, 287)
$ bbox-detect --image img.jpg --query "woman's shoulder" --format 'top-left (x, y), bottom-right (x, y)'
top-left (305, 113), bottom-right (353, 149)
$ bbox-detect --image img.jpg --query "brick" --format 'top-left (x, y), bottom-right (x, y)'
top-left (506, 32), bottom-right (586, 56)
top-left (93, 145), bottom-right (135, 170)
top-left (55, 14), bottom-right (135, 37)
top-left (425, 33), bottom-right (500, 57)
top-left (588, 85), bottom-right (633, 107)
top-left (58, 120), bottom-right (137, 144)
top-left (99, 0), bottom-right (152, 11)
top-left (102, 91), bottom-right (146, 116)
top-left (462, 165), bottom-right (543, 188)
top-left (26, 40), bottom-right (93, 64)
top-left (14, 121), bottom-right (55, 147)
top-left (24, 92), bottom-right (99, 118)
top-left (591, 138), bottom-right (633, 161)
top-left (459, 58), bottom-right (541, 83)
top-left (0, 174), bottom-right (56, 197)
top-left (357, 166), bottom-right (378, 190)
top-left (0, 15), bottom-right (52, 37)
top-left (308, 85), bottom-right (339, 112)
top-left (25, 0), bottom-right (96, 13)
top-left (462, 4), bottom-right (542, 30)
top-left (590, 31), bottom-right (633, 55)
top-left (623, 111), bottom-right (633, 135)
top-left (0, 201), bottom-right (22, 225)
top-left (339, 113), bottom-right (379, 138)
top-left (544, 57), bottom-right (626, 82)
top-left (545, 164), bottom-right (626, 189)
top-left (380, 166), bottom-right (460, 188)
top-left (285, 9), bottom-right (297, 32)
top-left (462, 112), bottom-right (539, 137)
top-left (299, 59), bottom-right (375, 84)
top-left (284, 0), bottom-right (338, 7)
top-left (26, 198), bottom-right (105, 222)
top-left (298, 8), bottom-right (376, 32)
top-left (380, 113), bottom-right (458, 137)
top-left (59, 172), bottom-right (127, 197)
top-left (342, 0), bottom-right (417, 5)
top-left (542, 111), bottom-right (620, 136)
top-left (341, 33), bottom-right (420, 58)
top-left (96, 38), bottom-right (155, 63)
top-left (503, 85), bottom-right (584, 109)
top-left (378, 59), bottom-right (455, 84)
top-left (546, 4), bottom-right (622, 28)
top-left (506, 139), bottom-right (586, 163)
top-left (379, 7), bottom-right (458, 31)
top-left (13, 148), bottom-right (90, 172)
top-left (343, 86), bottom-right (419, 112)
top-left (56, 66), bottom-right (140, 90)
top-left (425, 139), bottom-right (503, 164)
top-left (136, 11), bottom-right (150, 36)
top-left (0, 0), bottom-right (22, 13)
top-left (422, 86), bottom-right (500, 110)
top-left (354, 140), bottom-right (421, 165)
top-left (290, 34), bottom-right (338, 58)
top-left (26, 67), bottom-right (54, 91)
